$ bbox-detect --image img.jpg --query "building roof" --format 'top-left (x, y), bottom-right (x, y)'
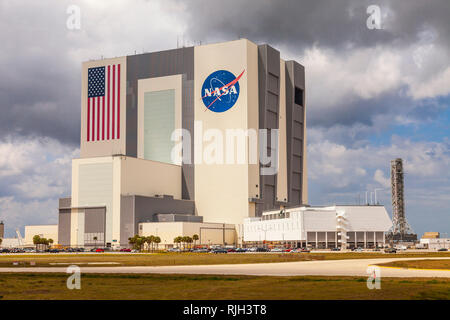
top-left (422, 232), bottom-right (440, 239)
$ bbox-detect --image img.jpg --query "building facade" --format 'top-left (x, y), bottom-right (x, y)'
top-left (24, 225), bottom-right (58, 246)
top-left (243, 205), bottom-right (393, 249)
top-left (58, 39), bottom-right (307, 248)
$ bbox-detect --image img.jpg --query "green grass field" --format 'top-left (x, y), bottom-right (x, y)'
top-left (378, 259), bottom-right (450, 270)
top-left (1, 251), bottom-right (449, 268)
top-left (0, 273), bottom-right (449, 300)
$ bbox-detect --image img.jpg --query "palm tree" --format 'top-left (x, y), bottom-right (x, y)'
top-left (154, 236), bottom-right (161, 251)
top-left (33, 235), bottom-right (41, 251)
top-left (93, 236), bottom-right (98, 247)
top-left (0, 238), bottom-right (3, 246)
top-left (193, 234), bottom-right (199, 248)
top-left (48, 239), bottom-right (54, 248)
top-left (181, 236), bottom-right (188, 251)
top-left (186, 236), bottom-right (193, 249)
top-left (145, 236), bottom-right (154, 252)
top-left (173, 236), bottom-right (182, 250)
top-left (129, 234), bottom-right (144, 251)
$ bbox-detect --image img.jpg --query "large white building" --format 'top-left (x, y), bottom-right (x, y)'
top-left (57, 39), bottom-right (308, 248)
top-left (244, 205), bottom-right (393, 248)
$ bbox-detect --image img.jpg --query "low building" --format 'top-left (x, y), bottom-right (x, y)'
top-left (243, 205), bottom-right (393, 249)
top-left (24, 225), bottom-right (58, 246)
top-left (0, 238), bottom-right (21, 248)
top-left (422, 232), bottom-right (440, 239)
top-left (419, 237), bottom-right (450, 250)
top-left (138, 221), bottom-right (236, 248)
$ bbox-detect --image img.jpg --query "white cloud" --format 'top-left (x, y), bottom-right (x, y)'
top-left (0, 136), bottom-right (78, 236)
top-left (307, 135), bottom-right (450, 234)
top-left (374, 169), bottom-right (390, 188)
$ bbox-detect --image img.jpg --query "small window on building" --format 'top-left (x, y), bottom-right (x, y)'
top-left (295, 87), bottom-right (303, 106)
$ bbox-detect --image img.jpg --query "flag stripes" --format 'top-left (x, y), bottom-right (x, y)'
top-left (87, 64), bottom-right (121, 142)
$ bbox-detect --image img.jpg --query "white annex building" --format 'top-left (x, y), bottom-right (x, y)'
top-left (244, 205), bottom-right (393, 249)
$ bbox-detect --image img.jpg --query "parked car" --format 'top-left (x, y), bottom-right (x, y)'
top-left (235, 248), bottom-right (247, 253)
top-left (95, 248), bottom-right (104, 253)
top-left (353, 247), bottom-right (363, 252)
top-left (256, 247), bottom-right (269, 252)
top-left (270, 248), bottom-right (283, 252)
top-left (384, 248), bottom-right (397, 253)
top-left (438, 248), bottom-right (448, 252)
top-left (1, 248), bottom-right (10, 253)
top-left (211, 248), bottom-right (228, 254)
top-left (167, 248), bottom-right (181, 252)
top-left (331, 247), bottom-right (341, 251)
top-left (120, 248), bottom-right (132, 252)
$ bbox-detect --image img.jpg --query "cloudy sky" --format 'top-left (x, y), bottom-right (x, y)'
top-left (0, 0), bottom-right (449, 237)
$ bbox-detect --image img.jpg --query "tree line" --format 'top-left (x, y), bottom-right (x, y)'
top-left (173, 234), bottom-right (199, 250)
top-left (33, 235), bottom-right (54, 250)
top-left (127, 234), bottom-right (200, 251)
top-left (128, 235), bottom-right (162, 251)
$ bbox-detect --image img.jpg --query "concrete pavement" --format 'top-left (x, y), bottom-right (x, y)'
top-left (0, 257), bottom-right (449, 277)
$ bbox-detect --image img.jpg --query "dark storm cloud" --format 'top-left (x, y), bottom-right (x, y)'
top-left (180, 0), bottom-right (450, 52)
top-left (0, 1), bottom-right (80, 145)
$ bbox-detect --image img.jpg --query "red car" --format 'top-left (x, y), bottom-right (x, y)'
top-left (120, 248), bottom-right (131, 252)
top-left (95, 248), bottom-right (104, 253)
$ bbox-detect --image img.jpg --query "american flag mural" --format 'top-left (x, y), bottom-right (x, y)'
top-left (87, 64), bottom-right (121, 141)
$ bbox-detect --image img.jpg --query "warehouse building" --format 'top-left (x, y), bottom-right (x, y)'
top-left (57, 38), bottom-right (308, 248)
top-left (24, 225), bottom-right (58, 246)
top-left (243, 205), bottom-right (393, 249)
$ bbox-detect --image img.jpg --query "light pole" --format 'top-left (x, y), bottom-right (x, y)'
top-left (374, 188), bottom-right (383, 205)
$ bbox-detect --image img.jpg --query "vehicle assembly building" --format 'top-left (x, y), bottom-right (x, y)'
top-left (57, 38), bottom-right (308, 248)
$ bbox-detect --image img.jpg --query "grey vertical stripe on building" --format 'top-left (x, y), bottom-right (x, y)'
top-left (126, 47), bottom-right (195, 200)
top-left (285, 60), bottom-right (305, 207)
top-left (58, 197), bottom-right (72, 246)
top-left (257, 44), bottom-right (281, 216)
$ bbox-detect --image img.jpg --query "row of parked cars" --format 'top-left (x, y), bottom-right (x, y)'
top-left (166, 247), bottom-right (312, 253)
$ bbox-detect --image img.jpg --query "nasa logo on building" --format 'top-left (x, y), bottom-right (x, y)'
top-left (201, 69), bottom-right (245, 113)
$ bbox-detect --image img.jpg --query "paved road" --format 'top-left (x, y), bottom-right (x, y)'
top-left (0, 257), bottom-right (449, 277)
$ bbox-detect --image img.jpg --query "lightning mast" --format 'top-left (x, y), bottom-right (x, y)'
top-left (387, 158), bottom-right (417, 242)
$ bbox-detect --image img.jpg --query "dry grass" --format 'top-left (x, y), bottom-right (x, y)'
top-left (0, 273), bottom-right (449, 300)
top-left (378, 259), bottom-right (450, 270)
top-left (0, 251), bottom-right (449, 268)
